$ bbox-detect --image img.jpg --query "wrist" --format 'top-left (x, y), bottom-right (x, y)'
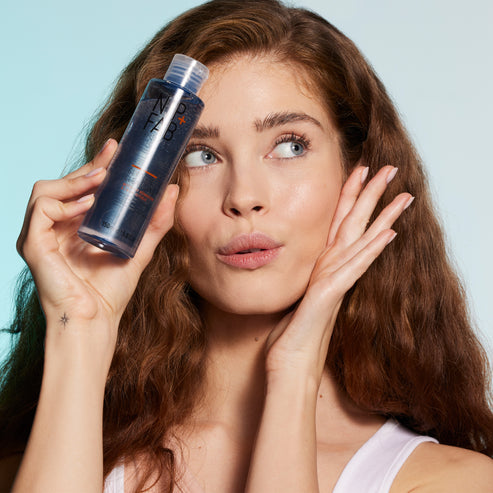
top-left (43, 318), bottom-right (116, 387)
top-left (265, 369), bottom-right (319, 402)
top-left (246, 366), bottom-right (319, 493)
top-left (265, 352), bottom-right (322, 388)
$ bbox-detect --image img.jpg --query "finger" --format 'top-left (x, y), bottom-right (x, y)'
top-left (19, 194), bottom-right (96, 259)
top-left (315, 192), bottom-right (412, 277)
top-left (132, 184), bottom-right (180, 267)
top-left (28, 166), bottom-right (107, 204)
top-left (362, 192), bottom-right (414, 244)
top-left (327, 165), bottom-right (368, 246)
top-left (317, 229), bottom-right (397, 300)
top-left (18, 141), bottom-right (115, 252)
top-left (63, 138), bottom-right (118, 180)
top-left (334, 165), bottom-right (397, 246)
top-left (17, 169), bottom-right (106, 251)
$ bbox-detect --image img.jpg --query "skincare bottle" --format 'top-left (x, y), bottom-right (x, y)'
top-left (78, 54), bottom-right (209, 258)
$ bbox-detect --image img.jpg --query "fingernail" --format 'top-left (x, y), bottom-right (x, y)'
top-left (403, 195), bottom-right (415, 210)
top-left (85, 167), bottom-right (104, 178)
top-left (98, 139), bottom-right (111, 154)
top-left (361, 167), bottom-right (369, 184)
top-left (386, 231), bottom-right (397, 245)
top-left (386, 167), bottom-right (398, 184)
top-left (77, 193), bottom-right (95, 203)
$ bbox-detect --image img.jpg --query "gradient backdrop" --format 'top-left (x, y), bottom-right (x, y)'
top-left (1, 0), bottom-right (492, 365)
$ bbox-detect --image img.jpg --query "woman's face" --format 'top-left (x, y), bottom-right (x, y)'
top-left (176, 55), bottom-right (344, 315)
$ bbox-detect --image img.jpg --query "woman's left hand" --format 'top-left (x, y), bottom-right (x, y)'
top-left (264, 165), bottom-right (413, 385)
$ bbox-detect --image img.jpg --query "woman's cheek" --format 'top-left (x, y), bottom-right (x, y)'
top-left (176, 184), bottom-right (211, 235)
top-left (284, 180), bottom-right (338, 240)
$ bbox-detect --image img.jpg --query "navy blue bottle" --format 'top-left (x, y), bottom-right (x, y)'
top-left (78, 54), bottom-right (209, 258)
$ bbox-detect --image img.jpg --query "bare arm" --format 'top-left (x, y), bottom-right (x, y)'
top-left (245, 374), bottom-right (320, 492)
top-left (12, 330), bottom-right (108, 493)
top-left (11, 140), bottom-right (178, 493)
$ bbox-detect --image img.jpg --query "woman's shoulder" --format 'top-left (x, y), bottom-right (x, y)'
top-left (392, 442), bottom-right (493, 492)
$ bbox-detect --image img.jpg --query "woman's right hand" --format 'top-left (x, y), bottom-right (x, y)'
top-left (16, 139), bottom-right (179, 367)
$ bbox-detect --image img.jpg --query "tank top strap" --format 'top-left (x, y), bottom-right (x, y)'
top-left (104, 463), bottom-right (125, 493)
top-left (332, 419), bottom-right (438, 493)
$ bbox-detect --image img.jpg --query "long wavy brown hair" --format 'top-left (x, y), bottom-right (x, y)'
top-left (1, 0), bottom-right (492, 490)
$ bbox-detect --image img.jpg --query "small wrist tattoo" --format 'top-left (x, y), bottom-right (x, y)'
top-left (60, 313), bottom-right (69, 327)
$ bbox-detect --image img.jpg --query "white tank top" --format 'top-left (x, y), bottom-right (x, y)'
top-left (332, 419), bottom-right (437, 492)
top-left (104, 419), bottom-right (437, 492)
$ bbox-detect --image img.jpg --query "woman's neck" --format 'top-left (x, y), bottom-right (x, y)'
top-left (197, 305), bottom-right (283, 438)
top-left (191, 303), bottom-right (383, 447)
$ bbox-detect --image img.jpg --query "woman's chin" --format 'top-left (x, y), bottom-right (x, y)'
top-left (196, 289), bottom-right (304, 319)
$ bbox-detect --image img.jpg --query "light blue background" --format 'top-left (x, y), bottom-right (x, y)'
top-left (1, 0), bottom-right (492, 365)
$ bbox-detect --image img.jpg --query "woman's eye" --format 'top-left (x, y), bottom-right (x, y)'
top-left (270, 140), bottom-right (307, 159)
top-left (184, 149), bottom-right (217, 167)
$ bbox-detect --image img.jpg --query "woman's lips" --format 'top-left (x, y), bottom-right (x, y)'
top-left (216, 233), bottom-right (283, 269)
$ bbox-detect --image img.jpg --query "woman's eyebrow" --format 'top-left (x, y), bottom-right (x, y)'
top-left (191, 125), bottom-right (220, 139)
top-left (190, 112), bottom-right (322, 139)
top-left (254, 112), bottom-right (322, 131)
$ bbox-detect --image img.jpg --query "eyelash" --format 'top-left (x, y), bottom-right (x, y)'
top-left (183, 143), bottom-right (216, 157)
top-left (274, 133), bottom-right (311, 152)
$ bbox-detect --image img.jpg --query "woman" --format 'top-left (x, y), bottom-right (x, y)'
top-left (1, 0), bottom-right (492, 491)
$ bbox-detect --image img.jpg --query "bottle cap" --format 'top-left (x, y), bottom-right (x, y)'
top-left (164, 54), bottom-right (209, 95)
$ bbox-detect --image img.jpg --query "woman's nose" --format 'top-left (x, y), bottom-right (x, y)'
top-left (222, 162), bottom-right (270, 218)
